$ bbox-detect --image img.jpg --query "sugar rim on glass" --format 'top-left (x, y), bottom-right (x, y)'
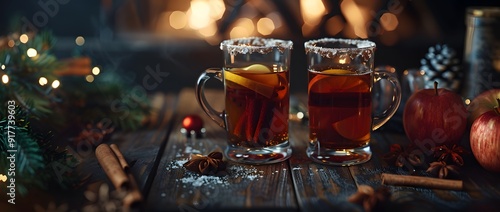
top-left (304, 38), bottom-right (375, 58)
top-left (221, 37), bottom-right (293, 55)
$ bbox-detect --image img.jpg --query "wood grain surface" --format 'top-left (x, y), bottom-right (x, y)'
top-left (146, 89), bottom-right (297, 211)
top-left (24, 89), bottom-right (500, 211)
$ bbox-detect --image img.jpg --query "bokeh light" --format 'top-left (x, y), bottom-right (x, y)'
top-left (257, 17), bottom-right (275, 35)
top-left (230, 18), bottom-right (254, 38)
top-left (8, 40), bottom-right (15, 47)
top-left (1, 74), bottom-right (9, 84)
top-left (170, 11), bottom-right (187, 29)
top-left (75, 36), bottom-right (85, 46)
top-left (27, 48), bottom-right (38, 57)
top-left (39, 77), bottom-right (48, 86)
top-left (380, 13), bottom-right (399, 31)
top-left (19, 34), bottom-right (29, 43)
top-left (92, 66), bottom-right (101, 75)
top-left (86, 75), bottom-right (95, 83)
top-left (51, 80), bottom-right (60, 89)
top-left (188, 0), bottom-right (211, 30)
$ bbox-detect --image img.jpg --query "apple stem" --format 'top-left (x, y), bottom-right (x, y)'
top-left (434, 81), bottom-right (438, 96)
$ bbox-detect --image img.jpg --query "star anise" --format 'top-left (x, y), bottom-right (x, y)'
top-left (183, 151), bottom-right (226, 175)
top-left (432, 144), bottom-right (467, 166)
top-left (348, 185), bottom-right (391, 212)
top-left (383, 144), bottom-right (423, 169)
top-left (426, 161), bottom-right (459, 179)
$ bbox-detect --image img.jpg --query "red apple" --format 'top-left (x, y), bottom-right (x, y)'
top-left (403, 82), bottom-right (467, 150)
top-left (470, 99), bottom-right (500, 172)
top-left (468, 89), bottom-right (500, 124)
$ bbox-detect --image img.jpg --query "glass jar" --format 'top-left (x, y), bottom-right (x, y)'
top-left (462, 7), bottom-right (500, 100)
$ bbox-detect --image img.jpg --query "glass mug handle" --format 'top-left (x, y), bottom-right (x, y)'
top-left (196, 68), bottom-right (226, 128)
top-left (372, 66), bottom-right (402, 131)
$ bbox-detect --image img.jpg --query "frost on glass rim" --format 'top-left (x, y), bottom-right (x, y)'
top-left (304, 38), bottom-right (375, 59)
top-left (220, 37), bottom-right (293, 55)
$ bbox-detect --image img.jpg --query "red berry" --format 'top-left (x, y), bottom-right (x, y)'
top-left (182, 115), bottom-right (204, 132)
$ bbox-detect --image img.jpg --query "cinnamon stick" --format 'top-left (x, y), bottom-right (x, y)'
top-left (95, 144), bottom-right (130, 190)
top-left (246, 99), bottom-right (259, 142)
top-left (109, 144), bottom-right (143, 209)
top-left (253, 100), bottom-right (270, 144)
top-left (233, 103), bottom-right (249, 139)
top-left (110, 144), bottom-right (129, 172)
top-left (381, 173), bottom-right (463, 190)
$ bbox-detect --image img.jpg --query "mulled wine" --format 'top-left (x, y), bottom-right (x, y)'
top-left (308, 69), bottom-right (372, 149)
top-left (224, 65), bottom-right (289, 148)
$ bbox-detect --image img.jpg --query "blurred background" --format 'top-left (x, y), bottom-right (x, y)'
top-left (1, 0), bottom-right (500, 94)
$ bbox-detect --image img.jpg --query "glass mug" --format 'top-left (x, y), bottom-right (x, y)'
top-left (304, 38), bottom-right (401, 166)
top-left (196, 37), bottom-right (293, 164)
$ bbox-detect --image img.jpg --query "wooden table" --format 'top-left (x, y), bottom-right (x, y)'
top-left (9, 88), bottom-right (500, 211)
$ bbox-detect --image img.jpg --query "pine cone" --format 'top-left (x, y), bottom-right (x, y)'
top-left (420, 44), bottom-right (462, 91)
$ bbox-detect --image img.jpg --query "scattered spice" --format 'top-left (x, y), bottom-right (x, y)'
top-left (383, 143), bottom-right (468, 179)
top-left (183, 151), bottom-right (226, 175)
top-left (382, 144), bottom-right (423, 168)
top-left (432, 144), bottom-right (467, 166)
top-left (348, 185), bottom-right (391, 212)
top-left (426, 161), bottom-right (459, 179)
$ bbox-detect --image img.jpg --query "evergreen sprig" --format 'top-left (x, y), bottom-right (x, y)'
top-left (0, 107), bottom-right (79, 196)
top-left (0, 108), bottom-right (45, 195)
top-left (59, 71), bottom-right (150, 131)
top-left (0, 30), bottom-right (150, 197)
top-left (1, 31), bottom-right (61, 118)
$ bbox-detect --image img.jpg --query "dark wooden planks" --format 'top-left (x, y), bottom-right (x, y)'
top-left (348, 132), bottom-right (473, 210)
top-left (287, 122), bottom-right (358, 211)
top-left (76, 92), bottom-right (177, 200)
top-left (146, 88), bottom-right (297, 211)
top-left (287, 94), bottom-right (359, 211)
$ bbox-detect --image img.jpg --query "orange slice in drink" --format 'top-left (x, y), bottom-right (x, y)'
top-left (332, 113), bottom-right (371, 142)
top-left (308, 69), bottom-right (369, 93)
top-left (241, 64), bottom-right (288, 100)
top-left (225, 64), bottom-right (286, 99)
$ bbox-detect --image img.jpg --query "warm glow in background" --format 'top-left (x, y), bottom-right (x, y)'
top-left (145, 0), bottom-right (408, 46)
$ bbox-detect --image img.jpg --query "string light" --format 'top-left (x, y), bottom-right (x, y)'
top-left (27, 48), bottom-right (38, 57)
top-left (85, 75), bottom-right (95, 83)
top-left (7, 40), bottom-right (15, 47)
top-left (75, 36), bottom-right (85, 46)
top-left (51, 80), bottom-right (60, 89)
top-left (1, 74), bottom-right (9, 84)
top-left (92, 66), bottom-right (100, 75)
top-left (39, 77), bottom-right (48, 86)
top-left (20, 34), bottom-right (29, 43)
top-left (297, 112), bottom-right (304, 120)
top-left (1, 64), bottom-right (5, 70)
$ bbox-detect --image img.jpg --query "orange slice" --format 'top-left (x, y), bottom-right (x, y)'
top-left (308, 69), bottom-right (369, 93)
top-left (332, 113), bottom-right (371, 141)
top-left (225, 64), bottom-right (281, 99)
top-left (235, 64), bottom-right (278, 87)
